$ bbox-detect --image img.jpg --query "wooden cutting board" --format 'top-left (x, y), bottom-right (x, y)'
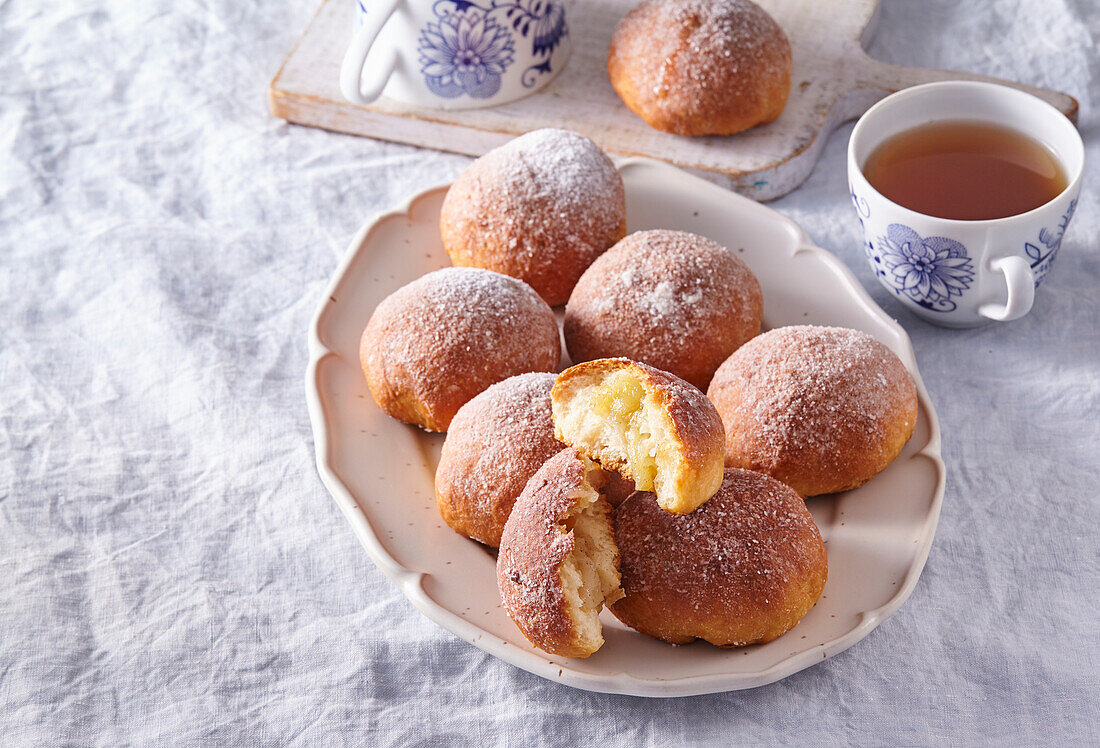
top-left (270, 0), bottom-right (1077, 201)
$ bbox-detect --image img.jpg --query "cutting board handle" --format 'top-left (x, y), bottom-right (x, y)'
top-left (855, 55), bottom-right (1079, 123)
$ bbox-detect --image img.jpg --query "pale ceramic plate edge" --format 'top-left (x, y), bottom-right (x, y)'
top-left (304, 158), bottom-right (947, 697)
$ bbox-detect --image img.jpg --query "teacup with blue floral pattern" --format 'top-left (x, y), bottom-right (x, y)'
top-left (848, 82), bottom-right (1083, 327)
top-left (341, 0), bottom-right (571, 110)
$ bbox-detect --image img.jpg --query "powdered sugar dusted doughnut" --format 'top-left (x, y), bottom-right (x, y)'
top-left (435, 373), bottom-right (562, 547)
top-left (608, 0), bottom-right (792, 136)
top-left (611, 468), bottom-right (827, 647)
top-left (707, 325), bottom-right (918, 497)
top-left (497, 449), bottom-right (624, 658)
top-left (564, 230), bottom-right (763, 390)
top-left (552, 358), bottom-right (725, 515)
top-left (440, 129), bottom-right (626, 306)
top-left (360, 268), bottom-right (560, 432)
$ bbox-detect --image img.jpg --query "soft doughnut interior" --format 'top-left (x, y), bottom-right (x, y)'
top-left (555, 369), bottom-right (678, 505)
top-left (559, 463), bottom-right (624, 653)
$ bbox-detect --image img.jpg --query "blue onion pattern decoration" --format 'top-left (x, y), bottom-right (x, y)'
top-left (1025, 197), bottom-right (1076, 287)
top-left (849, 185), bottom-right (870, 232)
top-left (419, 1), bottom-right (568, 99)
top-left (524, 1), bottom-right (566, 56)
top-left (418, 11), bottom-right (516, 98)
top-left (873, 223), bottom-right (975, 313)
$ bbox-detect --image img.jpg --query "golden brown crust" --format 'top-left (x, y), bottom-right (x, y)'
top-left (551, 358), bottom-right (726, 514)
top-left (496, 450), bottom-right (618, 658)
top-left (435, 373), bottom-right (562, 547)
top-left (360, 268), bottom-right (560, 432)
top-left (607, 0), bottom-right (792, 136)
top-left (440, 129), bottom-right (626, 306)
top-left (564, 230), bottom-right (763, 390)
top-left (611, 468), bottom-right (827, 647)
top-left (707, 325), bottom-right (919, 497)
top-left (602, 471), bottom-right (637, 508)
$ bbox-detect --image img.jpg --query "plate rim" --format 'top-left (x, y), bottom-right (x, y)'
top-left (304, 157), bottom-right (947, 697)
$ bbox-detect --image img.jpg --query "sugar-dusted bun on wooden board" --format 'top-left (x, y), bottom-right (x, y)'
top-left (435, 373), bottom-right (562, 548)
top-left (611, 468), bottom-right (827, 647)
top-left (607, 0), bottom-right (792, 136)
top-left (440, 128), bottom-right (627, 306)
top-left (360, 267), bottom-right (560, 432)
top-left (707, 325), bottom-right (918, 497)
top-left (552, 358), bottom-right (725, 515)
top-left (564, 230), bottom-right (763, 390)
top-left (497, 449), bottom-right (624, 658)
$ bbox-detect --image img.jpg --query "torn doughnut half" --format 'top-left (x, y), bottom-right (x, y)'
top-left (497, 449), bottom-right (624, 658)
top-left (551, 358), bottom-right (725, 515)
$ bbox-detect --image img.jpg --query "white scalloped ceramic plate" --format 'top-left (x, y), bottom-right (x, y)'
top-left (306, 158), bottom-right (946, 697)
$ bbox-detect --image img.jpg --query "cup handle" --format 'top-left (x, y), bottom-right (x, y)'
top-left (340, 0), bottom-right (401, 105)
top-left (978, 256), bottom-right (1035, 322)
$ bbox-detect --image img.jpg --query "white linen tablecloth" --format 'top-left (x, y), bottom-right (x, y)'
top-left (1, 0), bottom-right (1097, 744)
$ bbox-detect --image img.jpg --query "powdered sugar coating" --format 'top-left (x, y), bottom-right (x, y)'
top-left (435, 373), bottom-right (563, 547)
top-left (564, 230), bottom-right (763, 390)
top-left (611, 467), bottom-right (827, 647)
top-left (360, 267), bottom-right (560, 432)
top-left (440, 128), bottom-right (626, 306)
top-left (707, 325), bottom-right (918, 496)
top-left (497, 449), bottom-right (616, 657)
top-left (608, 0), bottom-right (792, 136)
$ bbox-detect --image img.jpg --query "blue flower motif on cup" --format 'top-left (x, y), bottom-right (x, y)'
top-left (849, 185), bottom-right (870, 226)
top-left (515, 1), bottom-right (566, 56)
top-left (874, 223), bottom-right (975, 313)
top-left (513, 0), bottom-right (567, 85)
top-left (1025, 197), bottom-right (1076, 288)
top-left (418, 10), bottom-right (516, 99)
top-left (420, 1), bottom-right (568, 98)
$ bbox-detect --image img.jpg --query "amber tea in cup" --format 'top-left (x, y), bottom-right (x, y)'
top-left (862, 120), bottom-right (1067, 221)
top-left (849, 82), bottom-right (1084, 326)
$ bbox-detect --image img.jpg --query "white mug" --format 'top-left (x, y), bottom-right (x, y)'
top-left (340, 0), bottom-right (571, 110)
top-left (847, 81), bottom-right (1084, 327)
